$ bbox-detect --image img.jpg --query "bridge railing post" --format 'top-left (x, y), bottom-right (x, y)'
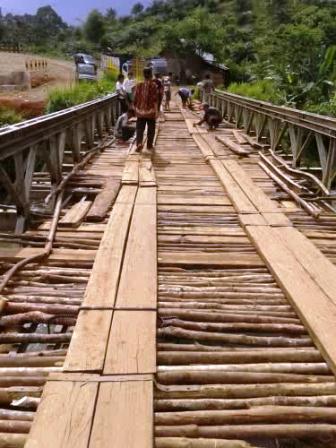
top-left (213, 89), bottom-right (336, 190)
top-left (0, 94), bottom-right (120, 233)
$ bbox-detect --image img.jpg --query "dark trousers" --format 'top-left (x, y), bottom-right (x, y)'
top-left (136, 118), bottom-right (156, 149)
top-left (122, 125), bottom-right (135, 141)
top-left (119, 98), bottom-right (128, 113)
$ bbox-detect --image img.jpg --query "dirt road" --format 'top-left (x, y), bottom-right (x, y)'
top-left (0, 51), bottom-right (75, 101)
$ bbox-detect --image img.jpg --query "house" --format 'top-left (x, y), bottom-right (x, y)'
top-left (162, 50), bottom-right (229, 86)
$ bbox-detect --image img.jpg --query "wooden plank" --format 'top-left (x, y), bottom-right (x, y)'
top-left (89, 381), bottom-right (153, 448)
top-left (86, 179), bottom-right (120, 222)
top-left (63, 310), bottom-right (112, 373)
top-left (38, 222), bottom-right (106, 232)
top-left (122, 159), bottom-right (139, 184)
top-left (247, 225), bottom-right (336, 375)
top-left (104, 311), bottom-right (156, 375)
top-left (59, 201), bottom-right (92, 227)
top-left (49, 373), bottom-right (153, 382)
top-left (263, 212), bottom-right (292, 227)
top-left (275, 226), bottom-right (336, 304)
top-left (233, 129), bottom-right (249, 145)
top-left (116, 188), bottom-right (157, 309)
top-left (185, 119), bottom-right (207, 135)
top-left (216, 135), bottom-right (251, 156)
top-left (193, 134), bottom-right (215, 158)
top-left (159, 234), bottom-right (250, 244)
top-left (140, 160), bottom-right (156, 186)
top-left (83, 185), bottom-right (137, 308)
top-left (25, 381), bottom-right (97, 448)
top-left (239, 213), bottom-right (267, 228)
top-left (158, 226), bottom-right (245, 236)
top-left (209, 159), bottom-right (257, 214)
top-left (158, 252), bottom-right (263, 267)
top-left (158, 195), bottom-right (230, 206)
top-left (159, 205), bottom-right (234, 214)
top-left (0, 247), bottom-right (96, 262)
top-left (223, 159), bottom-right (279, 213)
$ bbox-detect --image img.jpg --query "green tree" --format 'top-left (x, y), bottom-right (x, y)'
top-left (131, 3), bottom-right (145, 15)
top-left (84, 10), bottom-right (105, 44)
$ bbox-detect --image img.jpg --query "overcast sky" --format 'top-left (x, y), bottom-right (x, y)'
top-left (0, 0), bottom-right (152, 24)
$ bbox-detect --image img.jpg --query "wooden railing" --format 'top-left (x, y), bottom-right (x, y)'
top-left (208, 90), bottom-right (336, 190)
top-left (0, 93), bottom-right (120, 233)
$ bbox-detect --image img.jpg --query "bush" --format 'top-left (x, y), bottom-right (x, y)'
top-left (46, 73), bottom-right (116, 113)
top-left (0, 107), bottom-right (23, 127)
top-left (227, 80), bottom-right (284, 104)
top-left (305, 96), bottom-right (336, 117)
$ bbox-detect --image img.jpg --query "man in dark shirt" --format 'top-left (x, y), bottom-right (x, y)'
top-left (194, 103), bottom-right (222, 131)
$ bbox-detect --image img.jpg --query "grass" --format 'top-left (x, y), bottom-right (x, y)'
top-left (226, 79), bottom-right (284, 104)
top-left (46, 68), bottom-right (119, 113)
top-left (0, 106), bottom-right (23, 127)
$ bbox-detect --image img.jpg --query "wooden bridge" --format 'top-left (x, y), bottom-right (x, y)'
top-left (0, 91), bottom-right (336, 448)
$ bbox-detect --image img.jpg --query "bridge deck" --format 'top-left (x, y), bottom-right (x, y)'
top-left (1, 104), bottom-right (336, 448)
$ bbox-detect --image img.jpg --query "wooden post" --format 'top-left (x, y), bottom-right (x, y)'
top-left (323, 138), bottom-right (336, 190)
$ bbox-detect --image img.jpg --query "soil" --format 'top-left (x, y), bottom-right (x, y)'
top-left (0, 51), bottom-right (75, 117)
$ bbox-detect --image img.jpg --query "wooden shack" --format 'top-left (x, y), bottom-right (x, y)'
top-left (162, 50), bottom-right (229, 86)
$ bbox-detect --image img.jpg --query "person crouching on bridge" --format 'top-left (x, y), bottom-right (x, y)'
top-left (194, 103), bottom-right (223, 131)
top-left (114, 108), bottom-right (136, 144)
top-left (134, 67), bottom-right (158, 153)
top-left (176, 87), bottom-right (195, 108)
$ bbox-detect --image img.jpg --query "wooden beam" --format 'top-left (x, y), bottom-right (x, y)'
top-left (86, 180), bottom-right (121, 222)
top-left (222, 159), bottom-right (279, 213)
top-left (104, 311), bottom-right (156, 375)
top-left (209, 159), bottom-right (257, 214)
top-left (25, 381), bottom-right (98, 448)
top-left (89, 381), bottom-right (153, 448)
top-left (83, 185), bottom-right (137, 307)
top-left (59, 200), bottom-right (92, 228)
top-left (158, 252), bottom-right (263, 267)
top-left (63, 310), bottom-right (113, 373)
top-left (116, 187), bottom-right (157, 309)
top-left (247, 225), bottom-right (336, 375)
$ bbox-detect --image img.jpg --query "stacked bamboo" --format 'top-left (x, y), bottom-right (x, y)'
top-left (153, 108), bottom-right (336, 448)
top-left (0, 144), bottom-right (130, 445)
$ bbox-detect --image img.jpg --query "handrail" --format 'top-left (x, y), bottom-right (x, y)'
top-left (209, 90), bottom-right (336, 190)
top-left (0, 93), bottom-right (118, 161)
top-left (0, 92), bottom-right (120, 232)
top-left (214, 90), bottom-right (336, 137)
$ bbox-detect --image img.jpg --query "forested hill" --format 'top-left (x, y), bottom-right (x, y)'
top-left (1, 0), bottom-right (336, 114)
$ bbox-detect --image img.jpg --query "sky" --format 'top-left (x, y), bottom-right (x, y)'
top-left (0, 0), bottom-right (152, 24)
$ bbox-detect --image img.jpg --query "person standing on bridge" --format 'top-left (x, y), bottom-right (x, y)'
top-left (154, 73), bottom-right (164, 113)
top-left (116, 74), bottom-right (127, 113)
top-left (194, 103), bottom-right (222, 131)
top-left (134, 67), bottom-right (158, 153)
top-left (201, 74), bottom-right (214, 101)
top-left (124, 71), bottom-right (136, 104)
top-left (163, 74), bottom-right (172, 111)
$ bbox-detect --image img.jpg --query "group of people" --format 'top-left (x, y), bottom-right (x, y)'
top-left (115, 68), bottom-right (222, 153)
top-left (115, 67), bottom-right (173, 153)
